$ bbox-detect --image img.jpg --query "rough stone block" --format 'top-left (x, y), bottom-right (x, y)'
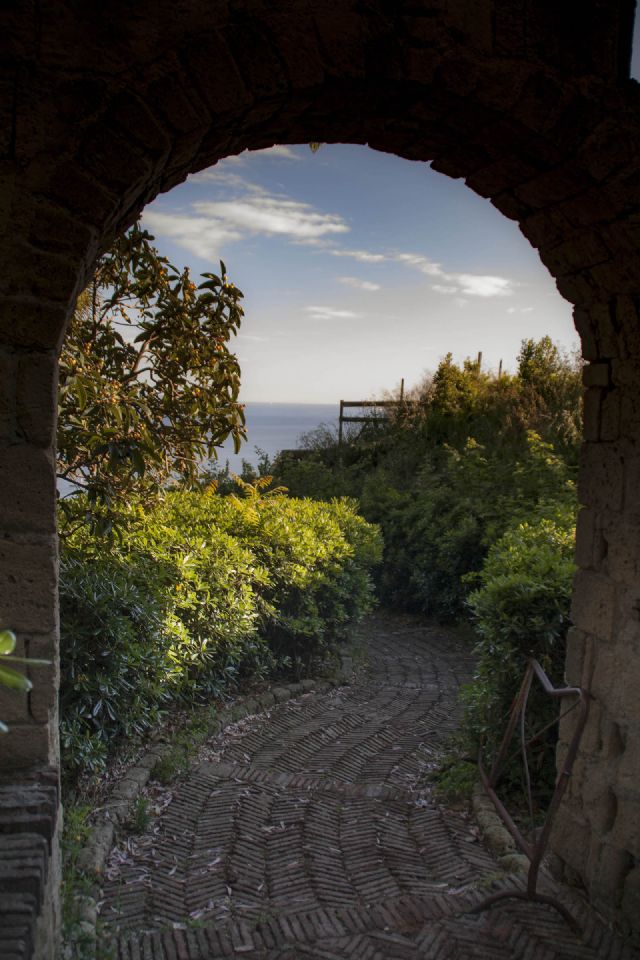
top-left (0, 446), bottom-right (57, 533)
top-left (623, 451), bottom-right (640, 519)
top-left (578, 442), bottom-right (624, 512)
top-left (16, 351), bottom-right (57, 449)
top-left (75, 823), bottom-right (113, 877)
top-left (573, 306), bottom-right (599, 361)
top-left (514, 165), bottom-right (585, 209)
top-left (583, 362), bottom-right (611, 389)
top-left (600, 390), bottom-right (620, 442)
top-left (555, 269), bottom-right (599, 307)
top-left (271, 687), bottom-right (290, 704)
top-left (108, 92), bottom-right (173, 158)
top-left (590, 256), bottom-right (640, 307)
top-left (611, 795), bottom-right (640, 858)
top-left (181, 33), bottom-right (251, 119)
top-left (612, 296), bottom-right (640, 360)
top-left (550, 812), bottom-right (589, 881)
top-left (589, 301), bottom-right (621, 361)
top-left (618, 387), bottom-right (640, 443)
top-left (0, 686), bottom-right (30, 725)
top-left (602, 515), bottom-right (640, 586)
top-left (580, 119), bottom-right (636, 183)
top-left (25, 634), bottom-right (58, 725)
top-left (543, 230), bottom-right (610, 276)
top-left (591, 842), bottom-right (633, 910)
top-left (582, 387), bottom-right (602, 442)
top-left (564, 626), bottom-right (587, 686)
top-left (0, 297), bottom-right (69, 351)
top-left (42, 162), bottom-right (118, 233)
top-left (611, 357), bottom-right (640, 389)
top-left (574, 507), bottom-right (596, 569)
top-left (0, 724), bottom-right (54, 769)
top-left (110, 778), bottom-right (142, 803)
top-left (0, 347), bottom-right (17, 442)
top-left (571, 569), bottom-right (616, 640)
top-left (0, 533), bottom-right (58, 634)
top-left (78, 123), bottom-right (153, 196)
top-left (622, 867), bottom-right (640, 932)
top-left (3, 238), bottom-right (80, 314)
top-left (614, 729), bottom-right (640, 797)
top-left (466, 155), bottom-right (539, 199)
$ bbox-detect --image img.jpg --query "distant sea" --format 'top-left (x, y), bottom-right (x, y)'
top-left (215, 402), bottom-right (338, 473)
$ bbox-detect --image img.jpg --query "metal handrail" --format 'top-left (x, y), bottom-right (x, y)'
top-left (471, 658), bottom-right (590, 933)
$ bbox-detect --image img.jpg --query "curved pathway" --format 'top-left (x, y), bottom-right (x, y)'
top-left (101, 612), bottom-right (635, 959)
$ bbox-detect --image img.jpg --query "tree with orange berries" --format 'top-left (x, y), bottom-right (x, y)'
top-left (58, 224), bottom-right (246, 533)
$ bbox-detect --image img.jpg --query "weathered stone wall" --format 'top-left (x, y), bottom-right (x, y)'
top-left (555, 317), bottom-right (640, 936)
top-left (0, 344), bottom-right (59, 771)
top-left (0, 768), bottom-right (60, 958)
top-left (1, 1), bottom-right (639, 951)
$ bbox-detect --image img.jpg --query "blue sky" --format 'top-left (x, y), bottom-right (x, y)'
top-left (143, 143), bottom-right (578, 403)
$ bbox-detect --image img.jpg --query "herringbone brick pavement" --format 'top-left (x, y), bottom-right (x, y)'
top-left (100, 613), bottom-right (637, 959)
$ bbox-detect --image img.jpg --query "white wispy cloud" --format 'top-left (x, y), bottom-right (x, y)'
top-left (393, 253), bottom-right (514, 297)
top-left (328, 245), bottom-right (515, 297)
top-left (188, 169), bottom-right (267, 192)
top-left (202, 145), bottom-right (301, 168)
top-left (330, 248), bottom-right (386, 263)
top-left (507, 306), bottom-right (534, 314)
top-left (394, 252), bottom-right (444, 277)
top-left (194, 197), bottom-right (348, 241)
top-left (144, 192), bottom-right (348, 261)
top-left (143, 210), bottom-right (242, 261)
top-left (455, 274), bottom-right (513, 297)
top-left (305, 306), bottom-right (360, 321)
top-left (338, 276), bottom-right (381, 291)
top-left (255, 145), bottom-right (301, 160)
top-left (147, 172), bottom-right (515, 300)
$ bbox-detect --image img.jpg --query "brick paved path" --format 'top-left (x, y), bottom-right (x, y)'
top-left (101, 612), bottom-right (636, 959)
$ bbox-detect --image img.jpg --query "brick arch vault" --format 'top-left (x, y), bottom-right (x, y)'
top-left (2, 1), bottom-right (640, 952)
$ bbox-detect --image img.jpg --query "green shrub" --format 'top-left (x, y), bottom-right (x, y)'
top-left (358, 432), bottom-right (575, 620)
top-left (59, 554), bottom-right (171, 779)
top-left (272, 340), bottom-right (581, 623)
top-left (461, 504), bottom-right (576, 800)
top-left (161, 488), bottom-right (381, 673)
top-left (59, 488), bottom-right (381, 780)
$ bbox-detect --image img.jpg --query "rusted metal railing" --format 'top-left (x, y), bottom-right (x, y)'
top-left (471, 658), bottom-right (590, 933)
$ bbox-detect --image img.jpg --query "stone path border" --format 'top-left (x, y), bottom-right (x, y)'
top-left (63, 666), bottom-right (351, 958)
top-left (68, 614), bottom-right (639, 958)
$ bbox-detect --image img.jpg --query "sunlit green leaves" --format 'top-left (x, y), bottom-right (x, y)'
top-left (59, 488), bottom-right (381, 779)
top-left (0, 630), bottom-right (16, 655)
top-left (58, 225), bottom-right (247, 535)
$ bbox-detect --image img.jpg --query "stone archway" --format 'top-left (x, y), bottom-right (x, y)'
top-left (2, 1), bottom-right (640, 951)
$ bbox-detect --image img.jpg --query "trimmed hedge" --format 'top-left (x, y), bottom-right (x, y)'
top-left (59, 489), bottom-right (381, 779)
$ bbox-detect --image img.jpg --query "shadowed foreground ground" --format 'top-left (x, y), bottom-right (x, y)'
top-left (100, 612), bottom-right (635, 959)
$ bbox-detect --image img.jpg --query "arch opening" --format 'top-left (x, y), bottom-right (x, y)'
top-left (3, 4), bottom-right (640, 951)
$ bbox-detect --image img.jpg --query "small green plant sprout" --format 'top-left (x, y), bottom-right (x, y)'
top-left (128, 796), bottom-right (151, 835)
top-left (0, 629), bottom-right (50, 733)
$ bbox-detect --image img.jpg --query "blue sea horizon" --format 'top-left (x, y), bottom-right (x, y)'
top-left (215, 401), bottom-right (338, 473)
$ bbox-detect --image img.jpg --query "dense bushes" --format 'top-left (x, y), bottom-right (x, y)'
top-left (270, 337), bottom-right (581, 798)
top-left (273, 339), bottom-right (580, 622)
top-left (59, 487), bottom-right (381, 780)
top-left (462, 505), bottom-right (576, 794)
